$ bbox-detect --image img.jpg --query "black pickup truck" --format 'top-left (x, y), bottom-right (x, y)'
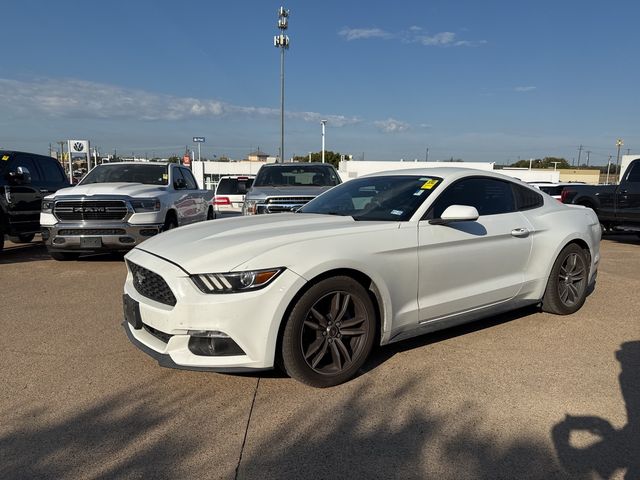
top-left (0, 150), bottom-right (70, 252)
top-left (561, 158), bottom-right (640, 234)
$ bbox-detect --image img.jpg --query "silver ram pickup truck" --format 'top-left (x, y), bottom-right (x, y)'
top-left (242, 162), bottom-right (341, 215)
top-left (40, 162), bottom-right (214, 260)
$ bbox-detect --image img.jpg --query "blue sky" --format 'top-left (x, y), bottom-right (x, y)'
top-left (1, 0), bottom-right (638, 165)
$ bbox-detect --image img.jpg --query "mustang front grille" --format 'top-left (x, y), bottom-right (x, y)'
top-left (54, 200), bottom-right (128, 221)
top-left (126, 260), bottom-right (177, 307)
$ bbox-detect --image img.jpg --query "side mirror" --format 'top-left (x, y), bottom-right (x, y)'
top-left (174, 178), bottom-right (187, 190)
top-left (429, 205), bottom-right (479, 225)
top-left (7, 166), bottom-right (32, 185)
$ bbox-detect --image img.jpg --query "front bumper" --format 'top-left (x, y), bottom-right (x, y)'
top-left (42, 221), bottom-right (163, 253)
top-left (123, 248), bottom-right (307, 371)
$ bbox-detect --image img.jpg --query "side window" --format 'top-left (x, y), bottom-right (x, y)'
top-left (8, 156), bottom-right (42, 182)
top-left (172, 167), bottom-right (185, 188)
top-left (513, 183), bottom-right (543, 211)
top-left (626, 161), bottom-right (640, 182)
top-left (180, 168), bottom-right (198, 189)
top-left (38, 158), bottom-right (67, 183)
top-left (428, 177), bottom-right (516, 218)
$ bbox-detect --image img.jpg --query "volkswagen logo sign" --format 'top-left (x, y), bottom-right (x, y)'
top-left (73, 142), bottom-right (84, 152)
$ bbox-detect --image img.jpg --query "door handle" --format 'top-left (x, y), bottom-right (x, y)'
top-left (511, 228), bottom-right (529, 238)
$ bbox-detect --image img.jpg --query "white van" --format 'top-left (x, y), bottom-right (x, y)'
top-left (213, 175), bottom-right (255, 217)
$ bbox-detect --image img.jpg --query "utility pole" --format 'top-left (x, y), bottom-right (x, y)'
top-left (321, 119), bottom-right (327, 163)
top-left (606, 155), bottom-right (613, 184)
top-left (274, 6), bottom-right (290, 163)
top-left (425, 147), bottom-right (429, 162)
top-left (577, 144), bottom-right (583, 166)
top-left (586, 150), bottom-right (591, 167)
top-left (616, 138), bottom-right (624, 182)
top-left (627, 148), bottom-right (631, 155)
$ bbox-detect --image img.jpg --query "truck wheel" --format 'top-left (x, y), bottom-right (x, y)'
top-left (14, 233), bottom-right (35, 243)
top-left (50, 252), bottom-right (80, 261)
top-left (163, 214), bottom-right (178, 231)
top-left (207, 207), bottom-right (214, 220)
top-left (542, 244), bottom-right (589, 315)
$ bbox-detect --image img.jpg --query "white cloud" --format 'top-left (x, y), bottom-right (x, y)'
top-left (339, 26), bottom-right (484, 48)
top-left (374, 118), bottom-right (410, 133)
top-left (0, 78), bottom-right (360, 126)
top-left (514, 86), bottom-right (537, 92)
top-left (338, 27), bottom-right (391, 41)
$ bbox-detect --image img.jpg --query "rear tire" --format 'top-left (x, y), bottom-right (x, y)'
top-left (542, 244), bottom-right (589, 315)
top-left (281, 276), bottom-right (376, 387)
top-left (206, 207), bottom-right (214, 220)
top-left (50, 252), bottom-right (80, 261)
top-left (14, 233), bottom-right (35, 243)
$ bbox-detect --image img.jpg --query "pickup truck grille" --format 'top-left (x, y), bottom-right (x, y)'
top-left (126, 260), bottom-right (176, 307)
top-left (263, 196), bottom-right (315, 213)
top-left (54, 200), bottom-right (128, 221)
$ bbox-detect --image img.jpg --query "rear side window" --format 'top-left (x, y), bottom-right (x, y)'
top-left (428, 177), bottom-right (516, 218)
top-left (513, 184), bottom-right (544, 210)
top-left (216, 177), bottom-right (254, 194)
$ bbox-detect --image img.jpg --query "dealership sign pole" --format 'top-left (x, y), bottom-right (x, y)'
top-left (193, 137), bottom-right (205, 162)
top-left (67, 140), bottom-right (90, 182)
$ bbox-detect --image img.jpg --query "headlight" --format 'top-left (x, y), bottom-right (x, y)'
top-left (191, 268), bottom-right (283, 293)
top-left (130, 198), bottom-right (161, 212)
top-left (243, 200), bottom-right (257, 215)
top-left (42, 199), bottom-right (55, 213)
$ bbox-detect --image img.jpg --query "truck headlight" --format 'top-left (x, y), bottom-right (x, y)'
top-left (243, 200), bottom-right (257, 215)
top-left (42, 199), bottom-right (55, 213)
top-left (191, 268), bottom-right (283, 293)
top-left (130, 198), bottom-right (161, 212)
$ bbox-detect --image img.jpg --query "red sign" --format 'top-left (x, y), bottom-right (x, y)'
top-left (182, 154), bottom-right (191, 166)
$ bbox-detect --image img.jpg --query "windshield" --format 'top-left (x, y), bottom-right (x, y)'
top-left (80, 164), bottom-right (169, 186)
top-left (254, 164), bottom-right (341, 187)
top-left (216, 177), bottom-right (254, 194)
top-left (300, 175), bottom-right (442, 221)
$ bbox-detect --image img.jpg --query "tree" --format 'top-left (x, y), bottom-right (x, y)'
top-left (509, 157), bottom-right (571, 169)
top-left (291, 151), bottom-right (346, 169)
top-left (167, 156), bottom-right (180, 164)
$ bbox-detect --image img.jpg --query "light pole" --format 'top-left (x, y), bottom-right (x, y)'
top-left (615, 138), bottom-right (624, 182)
top-left (274, 7), bottom-right (290, 163)
top-left (321, 119), bottom-right (327, 163)
top-left (606, 155), bottom-right (613, 185)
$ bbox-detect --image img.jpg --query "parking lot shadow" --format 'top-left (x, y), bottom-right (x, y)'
top-left (552, 341), bottom-right (640, 479)
top-left (0, 240), bottom-right (51, 264)
top-left (0, 379), bottom-right (200, 479)
top-left (238, 377), bottom-right (567, 479)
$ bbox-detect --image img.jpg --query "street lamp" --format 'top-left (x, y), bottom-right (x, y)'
top-left (615, 138), bottom-right (624, 182)
top-left (274, 7), bottom-right (290, 163)
top-left (321, 119), bottom-right (327, 163)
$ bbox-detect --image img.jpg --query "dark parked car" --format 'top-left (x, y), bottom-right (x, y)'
top-left (0, 150), bottom-right (70, 252)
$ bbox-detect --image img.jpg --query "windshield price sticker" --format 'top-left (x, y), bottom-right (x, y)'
top-left (390, 209), bottom-right (403, 216)
top-left (1, 155), bottom-right (9, 161)
top-left (413, 190), bottom-right (424, 196)
top-left (162, 174), bottom-right (168, 180)
top-left (421, 179), bottom-right (439, 190)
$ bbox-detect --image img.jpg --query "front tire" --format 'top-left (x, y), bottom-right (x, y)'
top-left (281, 276), bottom-right (376, 387)
top-left (542, 244), bottom-right (589, 315)
top-left (163, 214), bottom-right (178, 231)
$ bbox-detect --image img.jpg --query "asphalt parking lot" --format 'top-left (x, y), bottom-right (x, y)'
top-left (0, 235), bottom-right (638, 480)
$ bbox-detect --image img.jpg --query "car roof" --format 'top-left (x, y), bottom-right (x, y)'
top-left (363, 167), bottom-right (521, 183)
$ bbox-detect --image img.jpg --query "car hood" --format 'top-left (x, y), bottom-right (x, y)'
top-left (246, 185), bottom-right (333, 198)
top-left (52, 183), bottom-right (166, 198)
top-left (134, 213), bottom-right (394, 273)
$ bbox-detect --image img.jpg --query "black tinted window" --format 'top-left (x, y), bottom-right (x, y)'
top-left (429, 177), bottom-right (516, 218)
top-left (8, 155), bottom-right (42, 181)
top-left (513, 184), bottom-right (544, 210)
top-left (626, 161), bottom-right (640, 182)
top-left (180, 168), bottom-right (198, 189)
top-left (255, 165), bottom-right (340, 187)
top-left (216, 177), bottom-right (254, 194)
top-left (38, 158), bottom-right (67, 183)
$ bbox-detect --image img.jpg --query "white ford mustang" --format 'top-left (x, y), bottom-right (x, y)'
top-left (123, 168), bottom-right (601, 387)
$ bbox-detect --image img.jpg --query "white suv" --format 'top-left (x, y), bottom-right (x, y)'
top-left (214, 175), bottom-right (255, 217)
